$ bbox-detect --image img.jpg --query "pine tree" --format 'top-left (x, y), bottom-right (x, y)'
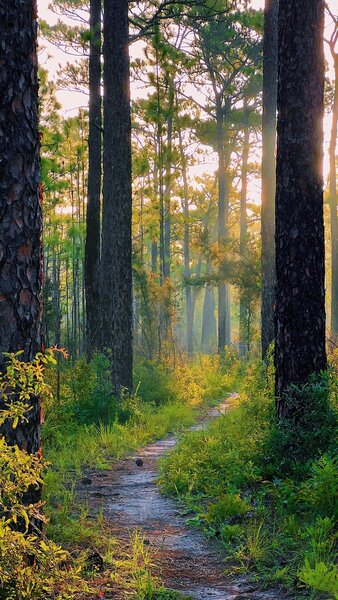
top-left (101, 0), bottom-right (133, 393)
top-left (261, 0), bottom-right (278, 358)
top-left (275, 0), bottom-right (327, 414)
top-left (0, 0), bottom-right (42, 510)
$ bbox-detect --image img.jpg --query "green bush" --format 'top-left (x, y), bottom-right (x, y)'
top-left (264, 374), bottom-right (337, 475)
top-left (134, 360), bottom-right (176, 406)
top-left (160, 358), bottom-right (338, 597)
top-left (0, 352), bottom-right (90, 600)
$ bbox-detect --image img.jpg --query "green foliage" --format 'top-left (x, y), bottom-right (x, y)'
top-left (0, 352), bottom-right (90, 600)
top-left (266, 373), bottom-right (337, 474)
top-left (134, 360), bottom-right (176, 405)
top-left (298, 560), bottom-right (338, 598)
top-left (160, 358), bottom-right (338, 597)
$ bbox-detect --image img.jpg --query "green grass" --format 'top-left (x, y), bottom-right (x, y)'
top-left (159, 359), bottom-right (338, 599)
top-left (41, 353), bottom-right (233, 598)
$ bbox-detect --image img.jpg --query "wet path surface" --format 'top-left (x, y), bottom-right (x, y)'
top-left (77, 399), bottom-right (291, 599)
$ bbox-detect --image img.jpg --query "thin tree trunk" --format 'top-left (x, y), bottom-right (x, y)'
top-left (275, 0), bottom-right (326, 413)
top-left (101, 0), bottom-right (133, 393)
top-left (202, 270), bottom-right (217, 354)
top-left (0, 0), bottom-right (42, 459)
top-left (66, 257), bottom-right (70, 350)
top-left (329, 53), bottom-right (338, 336)
top-left (239, 109), bottom-right (250, 356)
top-left (163, 82), bottom-right (174, 281)
top-left (151, 240), bottom-right (158, 274)
top-left (261, 0), bottom-right (278, 358)
top-left (85, 0), bottom-right (102, 357)
top-left (179, 130), bottom-right (194, 354)
top-left (216, 103), bottom-right (231, 352)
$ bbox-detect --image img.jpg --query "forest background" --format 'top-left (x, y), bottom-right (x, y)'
top-left (0, 1), bottom-right (337, 598)
top-left (37, 0), bottom-right (337, 366)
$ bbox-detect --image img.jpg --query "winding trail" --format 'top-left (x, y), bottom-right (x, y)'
top-left (77, 397), bottom-right (291, 599)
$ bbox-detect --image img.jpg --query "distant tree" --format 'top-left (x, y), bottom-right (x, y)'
top-left (101, 0), bottom-right (133, 393)
top-left (261, 0), bottom-right (278, 358)
top-left (275, 0), bottom-right (327, 414)
top-left (0, 1), bottom-right (42, 455)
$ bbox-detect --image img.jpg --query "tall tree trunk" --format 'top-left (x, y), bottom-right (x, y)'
top-left (261, 0), bottom-right (278, 358)
top-left (85, 0), bottom-right (102, 357)
top-left (275, 0), bottom-right (326, 413)
top-left (163, 82), bottom-right (174, 281)
top-left (329, 53), bottom-right (338, 336)
top-left (179, 130), bottom-right (194, 354)
top-left (101, 0), bottom-right (133, 393)
top-left (0, 0), bottom-right (42, 455)
top-left (216, 103), bottom-right (231, 352)
top-left (202, 271), bottom-right (217, 354)
top-left (239, 108), bottom-right (250, 356)
top-left (151, 240), bottom-right (158, 274)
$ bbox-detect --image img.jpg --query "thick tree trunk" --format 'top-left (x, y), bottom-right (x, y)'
top-left (261, 0), bottom-right (278, 358)
top-left (239, 110), bottom-right (250, 356)
top-left (101, 0), bottom-right (133, 394)
top-left (85, 0), bottom-right (102, 357)
top-left (0, 0), bottom-right (42, 454)
top-left (329, 54), bottom-right (338, 336)
top-left (275, 0), bottom-right (326, 413)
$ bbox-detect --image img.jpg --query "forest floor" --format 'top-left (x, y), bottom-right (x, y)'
top-left (75, 396), bottom-right (291, 599)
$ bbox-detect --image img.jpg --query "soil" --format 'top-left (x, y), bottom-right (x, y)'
top-left (76, 396), bottom-right (292, 599)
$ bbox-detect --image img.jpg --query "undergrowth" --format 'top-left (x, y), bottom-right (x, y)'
top-left (1, 350), bottom-right (219, 599)
top-left (159, 355), bottom-right (338, 599)
top-left (41, 352), bottom-right (232, 597)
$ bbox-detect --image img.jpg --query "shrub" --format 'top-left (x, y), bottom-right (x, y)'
top-left (265, 374), bottom-right (337, 474)
top-left (0, 351), bottom-right (89, 599)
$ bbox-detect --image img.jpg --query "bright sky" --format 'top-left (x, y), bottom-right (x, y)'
top-left (38, 0), bottom-right (336, 189)
top-left (38, 0), bottom-right (336, 112)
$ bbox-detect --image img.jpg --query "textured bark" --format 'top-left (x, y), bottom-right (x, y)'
top-left (0, 0), bottom-right (42, 455)
top-left (329, 53), bottom-right (338, 336)
top-left (101, 0), bottom-right (133, 393)
top-left (275, 0), bottom-right (326, 413)
top-left (261, 0), bottom-right (278, 358)
top-left (85, 0), bottom-right (102, 357)
top-left (239, 110), bottom-right (250, 356)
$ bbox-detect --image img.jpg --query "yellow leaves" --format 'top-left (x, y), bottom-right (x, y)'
top-left (18, 507), bottom-right (30, 532)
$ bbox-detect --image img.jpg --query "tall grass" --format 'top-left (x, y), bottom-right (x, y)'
top-left (159, 358), bottom-right (338, 598)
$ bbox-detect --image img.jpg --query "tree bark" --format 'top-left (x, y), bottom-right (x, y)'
top-left (275, 0), bottom-right (326, 413)
top-left (85, 0), bottom-right (102, 357)
top-left (101, 0), bottom-right (133, 394)
top-left (239, 107), bottom-right (250, 356)
top-left (261, 0), bottom-right (278, 358)
top-left (0, 0), bottom-right (42, 455)
top-left (329, 53), bottom-right (338, 336)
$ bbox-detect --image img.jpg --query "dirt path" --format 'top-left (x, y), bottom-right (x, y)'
top-left (77, 397), bottom-right (291, 599)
